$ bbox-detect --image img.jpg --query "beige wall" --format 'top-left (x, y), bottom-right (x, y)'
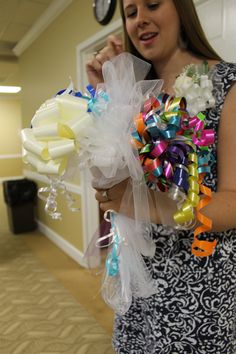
top-left (0, 98), bottom-right (22, 154)
top-left (19, 0), bottom-right (121, 253)
top-left (0, 158), bottom-right (23, 178)
top-left (20, 0), bottom-right (121, 128)
top-left (0, 98), bottom-right (23, 178)
top-left (36, 181), bottom-right (83, 251)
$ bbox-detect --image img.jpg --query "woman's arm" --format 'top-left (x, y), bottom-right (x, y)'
top-left (200, 83), bottom-right (236, 232)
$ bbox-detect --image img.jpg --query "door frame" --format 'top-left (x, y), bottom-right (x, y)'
top-left (76, 19), bottom-right (122, 263)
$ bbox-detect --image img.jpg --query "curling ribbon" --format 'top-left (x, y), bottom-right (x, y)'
top-left (106, 233), bottom-right (120, 277)
top-left (37, 177), bottom-right (80, 220)
top-left (173, 151), bottom-right (199, 225)
top-left (132, 92), bottom-right (216, 256)
top-left (132, 94), bottom-right (188, 190)
top-left (96, 210), bottom-right (120, 277)
top-left (191, 177), bottom-right (217, 257)
top-left (105, 211), bottom-right (120, 277)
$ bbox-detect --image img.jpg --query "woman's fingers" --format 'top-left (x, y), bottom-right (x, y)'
top-left (95, 189), bottom-right (110, 203)
top-left (94, 178), bottom-right (131, 214)
top-left (85, 52), bottom-right (105, 88)
top-left (98, 35), bottom-right (123, 60)
top-left (107, 35), bottom-right (124, 54)
top-left (86, 35), bottom-right (123, 88)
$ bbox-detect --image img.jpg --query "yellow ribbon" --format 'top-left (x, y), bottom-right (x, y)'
top-left (173, 152), bottom-right (200, 225)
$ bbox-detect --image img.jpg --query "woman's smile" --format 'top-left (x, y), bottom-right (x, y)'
top-left (139, 31), bottom-right (159, 46)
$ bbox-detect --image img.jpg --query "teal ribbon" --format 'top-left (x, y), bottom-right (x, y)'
top-left (105, 234), bottom-right (119, 277)
top-left (198, 150), bottom-right (211, 174)
top-left (88, 89), bottom-right (109, 116)
top-left (105, 213), bottom-right (119, 277)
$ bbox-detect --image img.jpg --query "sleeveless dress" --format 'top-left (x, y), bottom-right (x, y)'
top-left (112, 61), bottom-right (236, 354)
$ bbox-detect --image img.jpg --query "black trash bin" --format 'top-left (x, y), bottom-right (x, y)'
top-left (3, 178), bottom-right (37, 234)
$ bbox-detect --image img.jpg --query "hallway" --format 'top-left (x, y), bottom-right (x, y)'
top-left (0, 183), bottom-right (114, 354)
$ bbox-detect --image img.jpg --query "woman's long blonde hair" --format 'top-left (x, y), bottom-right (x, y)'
top-left (119, 0), bottom-right (221, 76)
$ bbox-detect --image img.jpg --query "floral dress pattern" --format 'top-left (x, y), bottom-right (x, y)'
top-left (113, 62), bottom-right (236, 354)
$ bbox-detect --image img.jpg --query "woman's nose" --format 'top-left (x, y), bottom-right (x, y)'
top-left (136, 8), bottom-right (150, 27)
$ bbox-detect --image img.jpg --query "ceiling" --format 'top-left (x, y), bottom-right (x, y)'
top-left (0, 0), bottom-right (202, 88)
top-left (0, 0), bottom-right (55, 86)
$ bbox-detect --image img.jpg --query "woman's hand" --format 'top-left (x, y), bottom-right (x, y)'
top-left (94, 178), bottom-right (131, 215)
top-left (86, 35), bottom-right (123, 89)
top-left (94, 178), bottom-right (163, 224)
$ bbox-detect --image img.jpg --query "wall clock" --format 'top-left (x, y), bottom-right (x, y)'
top-left (93, 0), bottom-right (117, 25)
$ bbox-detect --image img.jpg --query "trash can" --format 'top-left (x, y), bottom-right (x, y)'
top-left (3, 178), bottom-right (37, 234)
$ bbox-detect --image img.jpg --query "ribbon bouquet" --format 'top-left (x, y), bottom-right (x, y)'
top-left (21, 82), bottom-right (92, 219)
top-left (21, 53), bottom-right (164, 314)
top-left (131, 60), bottom-right (216, 257)
top-left (21, 53), bottom-right (216, 314)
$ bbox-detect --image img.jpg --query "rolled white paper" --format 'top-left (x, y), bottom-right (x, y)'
top-left (48, 139), bottom-right (75, 159)
top-left (33, 123), bottom-right (59, 138)
top-left (31, 99), bottom-right (61, 127)
top-left (21, 129), bottom-right (49, 160)
top-left (37, 158), bottom-right (67, 175)
top-left (57, 94), bottom-right (88, 121)
top-left (65, 113), bottom-right (92, 139)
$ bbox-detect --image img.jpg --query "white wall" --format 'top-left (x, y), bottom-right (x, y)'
top-left (195, 0), bottom-right (236, 61)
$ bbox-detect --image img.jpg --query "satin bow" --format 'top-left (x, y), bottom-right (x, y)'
top-left (22, 93), bottom-right (92, 175)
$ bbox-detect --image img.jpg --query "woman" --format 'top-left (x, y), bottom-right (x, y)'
top-left (86, 0), bottom-right (236, 353)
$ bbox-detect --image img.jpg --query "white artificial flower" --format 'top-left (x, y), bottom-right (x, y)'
top-left (173, 63), bottom-right (215, 117)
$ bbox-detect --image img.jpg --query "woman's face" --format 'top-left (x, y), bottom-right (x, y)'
top-left (122, 0), bottom-right (181, 63)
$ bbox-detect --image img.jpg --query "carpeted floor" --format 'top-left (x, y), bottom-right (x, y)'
top-left (0, 183), bottom-right (114, 354)
top-left (0, 230), bottom-right (114, 354)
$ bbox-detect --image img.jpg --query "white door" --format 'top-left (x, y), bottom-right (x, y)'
top-left (194, 0), bottom-right (236, 61)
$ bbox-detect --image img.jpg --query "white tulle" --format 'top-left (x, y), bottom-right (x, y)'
top-left (80, 53), bottom-right (164, 314)
top-left (101, 213), bottom-right (156, 315)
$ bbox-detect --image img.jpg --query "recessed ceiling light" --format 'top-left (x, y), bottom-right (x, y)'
top-left (0, 86), bottom-right (22, 93)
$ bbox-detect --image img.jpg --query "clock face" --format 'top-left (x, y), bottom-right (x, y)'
top-left (93, 0), bottom-right (116, 25)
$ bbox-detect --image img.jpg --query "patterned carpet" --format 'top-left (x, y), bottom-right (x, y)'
top-left (0, 231), bottom-right (114, 354)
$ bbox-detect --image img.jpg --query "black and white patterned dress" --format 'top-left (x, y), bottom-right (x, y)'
top-left (113, 62), bottom-right (236, 354)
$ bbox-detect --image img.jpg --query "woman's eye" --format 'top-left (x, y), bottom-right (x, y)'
top-left (126, 9), bottom-right (137, 18)
top-left (125, 2), bottom-right (160, 18)
top-left (147, 2), bottom-right (160, 10)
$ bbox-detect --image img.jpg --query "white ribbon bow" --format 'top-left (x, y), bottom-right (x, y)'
top-left (21, 93), bottom-right (92, 175)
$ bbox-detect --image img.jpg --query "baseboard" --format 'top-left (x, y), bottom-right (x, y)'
top-left (37, 220), bottom-right (88, 268)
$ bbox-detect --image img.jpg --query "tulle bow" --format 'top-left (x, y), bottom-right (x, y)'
top-left (82, 53), bottom-right (164, 314)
